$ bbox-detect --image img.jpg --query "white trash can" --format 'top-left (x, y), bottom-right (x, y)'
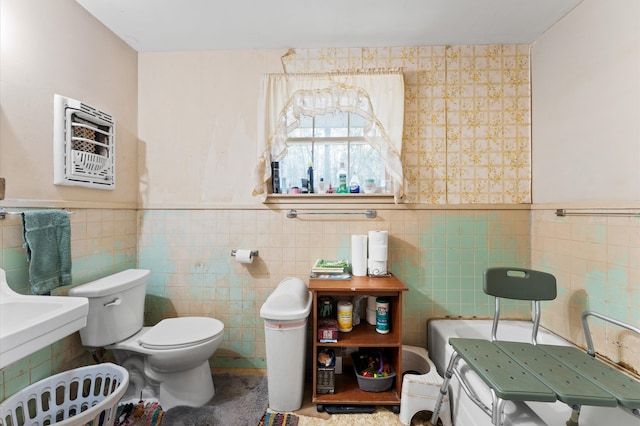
top-left (260, 277), bottom-right (312, 412)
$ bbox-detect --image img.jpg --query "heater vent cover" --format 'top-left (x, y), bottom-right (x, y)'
top-left (53, 94), bottom-right (115, 190)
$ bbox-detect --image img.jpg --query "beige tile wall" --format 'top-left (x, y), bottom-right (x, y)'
top-left (137, 207), bottom-right (532, 370)
top-left (532, 209), bottom-right (640, 372)
top-left (0, 209), bottom-right (137, 401)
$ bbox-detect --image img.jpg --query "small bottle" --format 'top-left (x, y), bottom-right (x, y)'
top-left (337, 162), bottom-right (348, 193)
top-left (375, 297), bottom-right (390, 334)
top-left (363, 178), bottom-right (376, 194)
top-left (349, 174), bottom-right (360, 193)
top-left (307, 163), bottom-right (314, 194)
top-left (337, 301), bottom-right (353, 332)
top-left (271, 162), bottom-right (280, 194)
top-left (317, 177), bottom-right (327, 194)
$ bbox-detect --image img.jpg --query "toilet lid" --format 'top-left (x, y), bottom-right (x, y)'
top-left (138, 317), bottom-right (224, 349)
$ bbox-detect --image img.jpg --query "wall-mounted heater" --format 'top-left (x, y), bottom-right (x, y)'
top-left (53, 94), bottom-right (115, 190)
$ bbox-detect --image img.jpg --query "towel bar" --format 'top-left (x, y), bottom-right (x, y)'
top-left (286, 209), bottom-right (376, 219)
top-left (0, 208), bottom-right (73, 220)
top-left (556, 208), bottom-right (640, 217)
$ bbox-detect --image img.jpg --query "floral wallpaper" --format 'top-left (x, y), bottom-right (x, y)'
top-left (282, 45), bottom-right (531, 204)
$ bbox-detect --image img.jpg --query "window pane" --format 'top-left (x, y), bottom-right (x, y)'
top-left (280, 143), bottom-right (311, 192)
top-left (288, 114), bottom-right (313, 138)
top-left (350, 142), bottom-right (386, 189)
top-left (314, 111), bottom-right (348, 137)
top-left (280, 112), bottom-right (387, 194)
top-left (313, 142), bottom-right (348, 188)
top-left (349, 113), bottom-right (366, 137)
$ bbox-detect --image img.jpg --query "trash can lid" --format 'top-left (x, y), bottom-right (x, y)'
top-left (260, 277), bottom-right (312, 320)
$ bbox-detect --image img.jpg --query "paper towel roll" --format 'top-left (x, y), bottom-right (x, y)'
top-left (235, 249), bottom-right (254, 264)
top-left (351, 234), bottom-right (368, 276)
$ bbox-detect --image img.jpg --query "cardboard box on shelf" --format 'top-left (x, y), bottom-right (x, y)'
top-left (318, 319), bottom-right (338, 343)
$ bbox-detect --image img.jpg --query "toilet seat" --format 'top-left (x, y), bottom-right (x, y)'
top-left (138, 317), bottom-right (224, 350)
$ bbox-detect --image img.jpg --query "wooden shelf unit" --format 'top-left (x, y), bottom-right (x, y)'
top-left (309, 275), bottom-right (408, 409)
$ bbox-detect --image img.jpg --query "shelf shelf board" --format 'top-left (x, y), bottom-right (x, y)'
top-left (309, 275), bottom-right (408, 293)
top-left (312, 370), bottom-right (401, 406)
top-left (317, 322), bottom-right (401, 347)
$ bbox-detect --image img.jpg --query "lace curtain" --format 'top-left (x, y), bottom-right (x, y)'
top-left (252, 70), bottom-right (405, 202)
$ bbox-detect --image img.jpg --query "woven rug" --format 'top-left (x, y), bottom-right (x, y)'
top-left (258, 411), bottom-right (299, 426)
top-left (114, 401), bottom-right (163, 426)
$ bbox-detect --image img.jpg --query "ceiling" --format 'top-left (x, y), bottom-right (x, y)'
top-left (76, 0), bottom-right (584, 53)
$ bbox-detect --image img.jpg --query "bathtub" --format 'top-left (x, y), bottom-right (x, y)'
top-left (427, 319), bottom-right (640, 426)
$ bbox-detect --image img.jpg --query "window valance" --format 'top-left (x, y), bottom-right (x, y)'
top-left (252, 69), bottom-right (405, 202)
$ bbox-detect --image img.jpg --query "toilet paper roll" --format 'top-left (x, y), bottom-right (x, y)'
top-left (368, 259), bottom-right (387, 276)
top-left (368, 230), bottom-right (388, 247)
top-left (369, 245), bottom-right (388, 261)
top-left (366, 308), bottom-right (377, 326)
top-left (367, 295), bottom-right (377, 310)
top-left (351, 234), bottom-right (368, 276)
top-left (235, 249), bottom-right (254, 264)
top-left (368, 231), bottom-right (388, 261)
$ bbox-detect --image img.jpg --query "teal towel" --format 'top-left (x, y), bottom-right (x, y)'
top-left (22, 210), bottom-right (72, 295)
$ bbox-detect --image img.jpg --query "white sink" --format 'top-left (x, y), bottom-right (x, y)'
top-left (0, 268), bottom-right (88, 369)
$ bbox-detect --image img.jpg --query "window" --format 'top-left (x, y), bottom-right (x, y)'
top-left (280, 111), bottom-right (387, 193)
top-left (253, 70), bottom-right (405, 202)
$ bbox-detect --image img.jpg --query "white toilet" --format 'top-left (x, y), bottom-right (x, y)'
top-left (69, 269), bottom-right (224, 410)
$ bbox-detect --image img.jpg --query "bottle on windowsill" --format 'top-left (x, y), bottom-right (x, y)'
top-left (317, 177), bottom-right (327, 194)
top-left (349, 174), bottom-right (360, 193)
top-left (307, 163), bottom-right (314, 194)
top-left (336, 162), bottom-right (348, 194)
top-left (271, 162), bottom-right (280, 194)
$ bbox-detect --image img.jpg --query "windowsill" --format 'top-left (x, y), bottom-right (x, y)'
top-left (265, 193), bottom-right (396, 204)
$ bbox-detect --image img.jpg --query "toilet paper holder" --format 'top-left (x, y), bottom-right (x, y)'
top-left (231, 249), bottom-right (259, 258)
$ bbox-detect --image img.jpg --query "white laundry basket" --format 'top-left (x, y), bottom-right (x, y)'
top-left (0, 363), bottom-right (128, 426)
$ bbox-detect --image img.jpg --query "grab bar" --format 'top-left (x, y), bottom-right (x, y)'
top-left (581, 310), bottom-right (640, 357)
top-left (556, 209), bottom-right (640, 217)
top-left (286, 209), bottom-right (377, 219)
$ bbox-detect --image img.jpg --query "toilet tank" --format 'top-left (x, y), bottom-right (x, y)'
top-left (69, 269), bottom-right (150, 347)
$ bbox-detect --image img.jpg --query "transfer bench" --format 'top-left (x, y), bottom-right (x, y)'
top-left (428, 268), bottom-right (640, 426)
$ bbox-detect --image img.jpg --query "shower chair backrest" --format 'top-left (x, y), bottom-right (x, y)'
top-left (483, 267), bottom-right (557, 345)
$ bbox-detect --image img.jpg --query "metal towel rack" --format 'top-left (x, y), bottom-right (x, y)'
top-left (0, 207), bottom-right (73, 220)
top-left (555, 209), bottom-right (640, 217)
top-left (286, 209), bottom-right (377, 219)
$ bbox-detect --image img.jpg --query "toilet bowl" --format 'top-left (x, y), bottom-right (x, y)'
top-left (69, 269), bottom-right (225, 410)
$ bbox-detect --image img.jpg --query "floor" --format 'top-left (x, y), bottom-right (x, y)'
top-left (285, 374), bottom-right (435, 426)
top-left (293, 407), bottom-right (434, 426)
top-left (216, 367), bottom-right (436, 425)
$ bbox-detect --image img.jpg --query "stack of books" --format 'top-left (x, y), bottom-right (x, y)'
top-left (310, 259), bottom-right (351, 280)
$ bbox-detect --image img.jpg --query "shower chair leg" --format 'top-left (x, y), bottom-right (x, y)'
top-left (429, 352), bottom-right (461, 426)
